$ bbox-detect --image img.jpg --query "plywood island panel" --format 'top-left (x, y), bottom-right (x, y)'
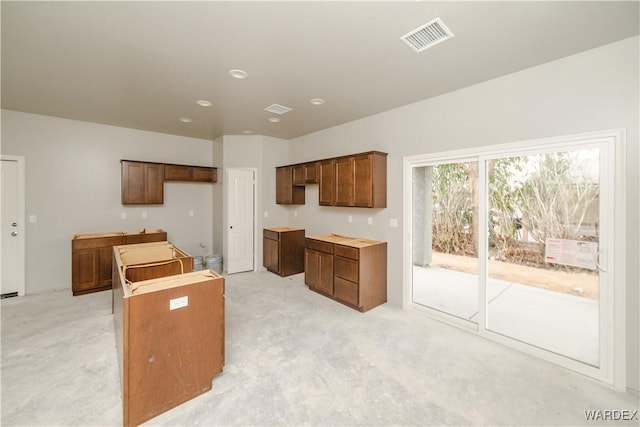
top-left (113, 242), bottom-right (224, 427)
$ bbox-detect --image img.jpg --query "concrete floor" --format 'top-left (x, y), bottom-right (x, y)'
top-left (412, 266), bottom-right (599, 366)
top-left (1, 271), bottom-right (638, 426)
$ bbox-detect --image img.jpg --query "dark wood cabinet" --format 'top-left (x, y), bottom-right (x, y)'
top-left (304, 246), bottom-right (334, 295)
top-left (334, 152), bottom-right (386, 208)
top-left (305, 234), bottom-right (387, 312)
top-left (121, 161), bottom-right (164, 204)
top-left (279, 151), bottom-right (387, 208)
top-left (71, 229), bottom-right (167, 296)
top-left (319, 159), bottom-right (336, 206)
top-left (164, 164), bottom-right (217, 183)
top-left (263, 227), bottom-right (305, 276)
top-left (276, 166), bottom-right (305, 205)
top-left (122, 160), bottom-right (217, 205)
top-left (293, 162), bottom-right (319, 185)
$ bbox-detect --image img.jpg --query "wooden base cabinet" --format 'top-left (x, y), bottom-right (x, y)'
top-left (305, 234), bottom-right (387, 312)
top-left (72, 229), bottom-right (167, 296)
top-left (263, 227), bottom-right (305, 277)
top-left (113, 244), bottom-right (224, 427)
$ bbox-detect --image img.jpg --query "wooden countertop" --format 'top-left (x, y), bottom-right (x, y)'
top-left (264, 226), bottom-right (305, 232)
top-left (307, 233), bottom-right (384, 248)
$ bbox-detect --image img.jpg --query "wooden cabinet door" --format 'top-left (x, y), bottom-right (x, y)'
top-left (145, 163), bottom-right (164, 204)
top-left (317, 252), bottom-right (334, 295)
top-left (319, 159), bottom-right (335, 206)
top-left (192, 167), bottom-right (216, 182)
top-left (263, 237), bottom-right (279, 273)
top-left (353, 154), bottom-right (373, 207)
top-left (122, 161), bottom-right (146, 204)
top-left (164, 164), bottom-right (191, 181)
top-left (72, 248), bottom-right (99, 292)
top-left (292, 165), bottom-right (305, 185)
top-left (335, 157), bottom-right (354, 206)
top-left (304, 249), bottom-right (319, 288)
top-left (98, 246), bottom-right (114, 288)
top-left (122, 161), bottom-right (164, 204)
top-left (305, 248), bottom-right (333, 293)
top-left (304, 162), bottom-right (319, 183)
top-left (276, 167), bottom-right (292, 204)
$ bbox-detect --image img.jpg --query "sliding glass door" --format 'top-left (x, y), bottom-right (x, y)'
top-left (485, 148), bottom-right (602, 367)
top-left (408, 134), bottom-right (616, 382)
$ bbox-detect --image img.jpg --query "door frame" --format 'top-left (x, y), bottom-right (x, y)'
top-left (1, 155), bottom-right (26, 296)
top-left (403, 129), bottom-right (627, 389)
top-left (224, 167), bottom-right (258, 274)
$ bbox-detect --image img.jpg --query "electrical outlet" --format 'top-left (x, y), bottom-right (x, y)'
top-left (390, 218), bottom-right (398, 228)
top-left (120, 212), bottom-right (127, 220)
top-left (264, 211), bottom-right (269, 218)
top-left (294, 211), bottom-right (298, 218)
top-left (367, 217), bottom-right (373, 225)
top-left (189, 210), bottom-right (194, 217)
top-left (142, 211), bottom-right (148, 219)
top-left (348, 215), bottom-right (353, 223)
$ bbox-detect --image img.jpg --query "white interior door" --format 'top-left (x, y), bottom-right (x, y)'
top-left (1, 157), bottom-right (25, 296)
top-left (226, 169), bottom-right (255, 274)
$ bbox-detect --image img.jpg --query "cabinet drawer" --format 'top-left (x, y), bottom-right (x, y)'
top-left (334, 245), bottom-right (359, 260)
top-left (305, 238), bottom-right (333, 254)
top-left (334, 256), bottom-right (358, 283)
top-left (263, 229), bottom-right (280, 241)
top-left (334, 277), bottom-right (359, 307)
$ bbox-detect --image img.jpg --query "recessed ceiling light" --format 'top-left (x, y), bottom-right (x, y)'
top-left (242, 130), bottom-right (252, 134)
top-left (196, 100), bottom-right (212, 107)
top-left (310, 98), bottom-right (325, 105)
top-left (268, 117), bottom-right (280, 123)
top-left (229, 69), bottom-right (248, 79)
top-left (179, 117), bottom-right (192, 123)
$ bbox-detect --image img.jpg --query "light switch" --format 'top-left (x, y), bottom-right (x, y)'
top-left (264, 211), bottom-right (269, 218)
top-left (189, 210), bottom-right (194, 217)
top-left (120, 212), bottom-right (127, 220)
top-left (390, 218), bottom-right (398, 228)
top-left (294, 211), bottom-right (298, 218)
top-left (367, 217), bottom-right (373, 225)
top-left (142, 211), bottom-right (148, 219)
top-left (348, 215), bottom-right (353, 223)
top-left (29, 215), bottom-right (37, 224)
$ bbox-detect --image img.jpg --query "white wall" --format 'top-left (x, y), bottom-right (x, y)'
top-left (287, 37), bottom-right (640, 391)
top-left (0, 110), bottom-right (215, 293)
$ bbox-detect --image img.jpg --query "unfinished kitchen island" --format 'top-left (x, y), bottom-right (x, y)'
top-left (112, 241), bottom-right (225, 427)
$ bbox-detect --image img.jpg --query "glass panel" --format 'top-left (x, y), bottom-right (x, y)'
top-left (486, 149), bottom-right (600, 366)
top-left (412, 162), bottom-right (479, 323)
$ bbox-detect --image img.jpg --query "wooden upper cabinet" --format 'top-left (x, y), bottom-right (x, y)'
top-left (192, 166), bottom-right (217, 182)
top-left (164, 164), bottom-right (191, 181)
top-left (276, 166), bottom-right (305, 205)
top-left (319, 159), bottom-right (336, 206)
top-left (277, 151), bottom-right (387, 208)
top-left (164, 164), bottom-right (217, 183)
top-left (121, 161), bottom-right (164, 205)
top-left (292, 162), bottom-right (319, 186)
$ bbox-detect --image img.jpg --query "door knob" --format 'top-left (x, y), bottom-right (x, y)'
top-left (11, 231), bottom-right (18, 236)
top-left (11, 222), bottom-right (17, 227)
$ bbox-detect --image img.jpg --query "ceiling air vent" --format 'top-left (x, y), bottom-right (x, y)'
top-left (264, 104), bottom-right (293, 115)
top-left (400, 17), bottom-right (454, 53)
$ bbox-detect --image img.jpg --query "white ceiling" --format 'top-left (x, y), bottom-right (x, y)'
top-left (2, 1), bottom-right (638, 141)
